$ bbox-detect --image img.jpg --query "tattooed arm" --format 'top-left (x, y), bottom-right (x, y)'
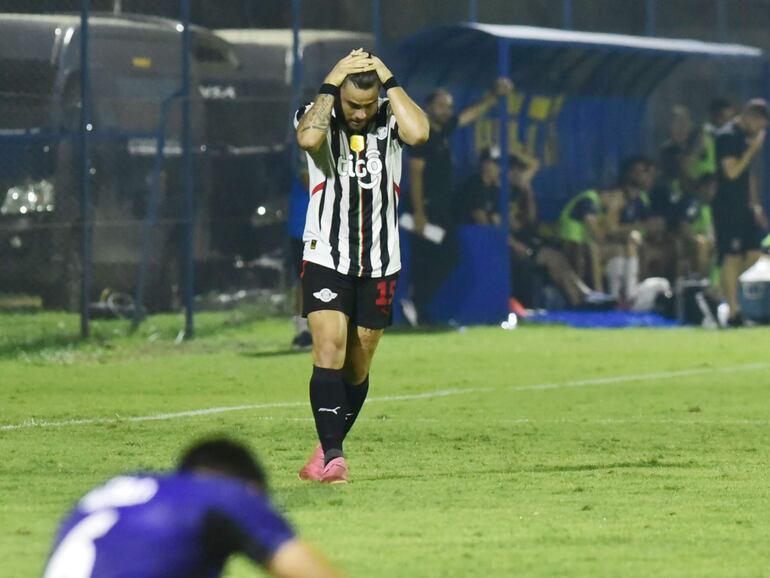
top-left (296, 49), bottom-right (372, 153)
top-left (296, 94), bottom-right (335, 153)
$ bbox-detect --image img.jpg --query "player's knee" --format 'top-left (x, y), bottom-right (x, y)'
top-left (343, 364), bottom-right (369, 385)
top-left (313, 338), bottom-right (345, 369)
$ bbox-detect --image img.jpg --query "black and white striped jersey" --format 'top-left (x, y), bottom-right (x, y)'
top-left (294, 99), bottom-right (403, 278)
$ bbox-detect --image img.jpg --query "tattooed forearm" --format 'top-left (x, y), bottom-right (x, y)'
top-left (300, 122), bottom-right (329, 133)
top-left (298, 95), bottom-right (334, 134)
top-left (296, 94), bottom-right (335, 151)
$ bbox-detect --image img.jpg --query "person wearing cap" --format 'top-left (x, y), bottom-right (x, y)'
top-left (457, 145), bottom-right (504, 226)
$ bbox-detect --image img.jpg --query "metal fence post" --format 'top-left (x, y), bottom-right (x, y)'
top-left (763, 61), bottom-right (770, 215)
top-left (468, 0), bottom-right (478, 22)
top-left (372, 0), bottom-right (382, 54)
top-left (562, 0), bottom-right (573, 30)
top-left (181, 0), bottom-right (195, 339)
top-left (79, 0), bottom-right (92, 338)
top-left (292, 0), bottom-right (301, 112)
top-left (645, 0), bottom-right (656, 36)
top-left (497, 38), bottom-right (511, 311)
top-left (715, 0), bottom-right (727, 42)
top-left (131, 92), bottom-right (183, 330)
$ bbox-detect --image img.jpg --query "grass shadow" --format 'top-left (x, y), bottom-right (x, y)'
top-left (387, 324), bottom-right (458, 336)
top-left (351, 459), bottom-right (698, 483)
top-left (239, 349), bottom-right (308, 359)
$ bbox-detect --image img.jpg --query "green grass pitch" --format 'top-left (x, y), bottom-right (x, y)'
top-left (2, 311), bottom-right (770, 577)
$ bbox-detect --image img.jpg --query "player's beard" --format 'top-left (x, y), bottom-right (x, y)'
top-left (346, 112), bottom-right (373, 134)
top-left (347, 120), bottom-right (367, 134)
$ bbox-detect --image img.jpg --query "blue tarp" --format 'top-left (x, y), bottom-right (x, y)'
top-left (526, 310), bottom-right (679, 329)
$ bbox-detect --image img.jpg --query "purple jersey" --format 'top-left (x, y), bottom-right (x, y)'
top-left (43, 473), bottom-right (294, 578)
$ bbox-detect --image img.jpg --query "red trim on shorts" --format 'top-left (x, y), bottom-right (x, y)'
top-left (300, 260), bottom-right (308, 279)
top-left (311, 181), bottom-right (325, 196)
top-left (393, 182), bottom-right (400, 198)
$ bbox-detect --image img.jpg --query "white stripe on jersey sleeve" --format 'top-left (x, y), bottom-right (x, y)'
top-left (293, 103), bottom-right (314, 129)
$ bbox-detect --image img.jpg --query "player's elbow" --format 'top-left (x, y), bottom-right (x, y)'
top-left (296, 131), bottom-right (322, 153)
top-left (413, 128), bottom-right (430, 146)
top-left (405, 124), bottom-right (430, 146)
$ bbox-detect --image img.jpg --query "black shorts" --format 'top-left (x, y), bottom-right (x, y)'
top-left (301, 261), bottom-right (399, 329)
top-left (713, 207), bottom-right (761, 261)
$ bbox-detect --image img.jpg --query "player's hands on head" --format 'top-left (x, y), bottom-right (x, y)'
top-left (325, 49), bottom-right (376, 87)
top-left (368, 54), bottom-right (394, 84)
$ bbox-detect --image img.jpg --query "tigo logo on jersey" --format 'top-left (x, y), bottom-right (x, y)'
top-left (313, 288), bottom-right (338, 303)
top-left (337, 148), bottom-right (383, 190)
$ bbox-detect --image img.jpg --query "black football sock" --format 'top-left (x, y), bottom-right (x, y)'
top-left (309, 366), bottom-right (348, 464)
top-left (343, 374), bottom-right (370, 437)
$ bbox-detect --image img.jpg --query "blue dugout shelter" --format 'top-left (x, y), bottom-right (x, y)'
top-left (394, 23), bottom-right (767, 325)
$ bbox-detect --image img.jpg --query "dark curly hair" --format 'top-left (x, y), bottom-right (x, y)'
top-left (178, 437), bottom-right (267, 491)
top-left (344, 70), bottom-right (381, 90)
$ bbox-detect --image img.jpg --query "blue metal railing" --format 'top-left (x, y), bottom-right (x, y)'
top-left (180, 0), bottom-right (195, 340)
top-left (131, 90), bottom-right (184, 330)
top-left (79, 0), bottom-right (92, 338)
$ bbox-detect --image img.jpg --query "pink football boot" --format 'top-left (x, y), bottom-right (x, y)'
top-left (320, 457), bottom-right (349, 484)
top-left (298, 445), bottom-right (324, 481)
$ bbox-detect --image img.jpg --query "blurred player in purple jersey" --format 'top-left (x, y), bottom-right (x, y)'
top-left (43, 438), bottom-right (344, 578)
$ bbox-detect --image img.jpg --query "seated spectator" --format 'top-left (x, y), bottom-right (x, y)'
top-left (508, 154), bottom-right (612, 310)
top-left (602, 156), bottom-right (658, 301)
top-left (650, 144), bottom-right (716, 282)
top-left (559, 156), bottom-right (657, 301)
top-left (458, 146), bottom-right (541, 227)
top-left (651, 137), bottom-right (689, 230)
top-left (457, 146), bottom-right (503, 225)
top-left (558, 187), bottom-right (610, 291)
top-left (675, 173), bottom-right (717, 279)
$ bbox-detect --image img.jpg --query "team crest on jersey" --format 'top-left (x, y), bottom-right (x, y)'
top-left (337, 147), bottom-right (383, 190)
top-left (376, 126), bottom-right (389, 140)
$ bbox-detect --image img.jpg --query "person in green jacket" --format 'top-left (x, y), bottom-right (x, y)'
top-left (558, 188), bottom-right (607, 291)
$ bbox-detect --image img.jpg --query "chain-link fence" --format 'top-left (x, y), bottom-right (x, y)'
top-left (0, 3), bottom-right (381, 337)
top-left (1, 1), bottom-right (769, 333)
top-left (0, 3), bottom-right (299, 337)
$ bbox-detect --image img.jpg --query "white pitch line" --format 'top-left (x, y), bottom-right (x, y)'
top-left (1, 362), bottom-right (768, 432)
top-left (505, 362), bottom-right (770, 392)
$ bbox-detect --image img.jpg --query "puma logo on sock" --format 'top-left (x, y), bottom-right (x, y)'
top-left (318, 406), bottom-right (341, 415)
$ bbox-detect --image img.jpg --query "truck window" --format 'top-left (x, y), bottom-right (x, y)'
top-left (0, 58), bottom-right (56, 130)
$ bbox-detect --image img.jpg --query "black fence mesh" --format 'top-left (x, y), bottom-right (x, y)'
top-left (1, 1), bottom-right (768, 328)
top-left (0, 8), bottom-right (293, 324)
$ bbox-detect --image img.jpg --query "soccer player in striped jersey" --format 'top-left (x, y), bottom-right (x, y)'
top-left (294, 49), bottom-right (429, 483)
